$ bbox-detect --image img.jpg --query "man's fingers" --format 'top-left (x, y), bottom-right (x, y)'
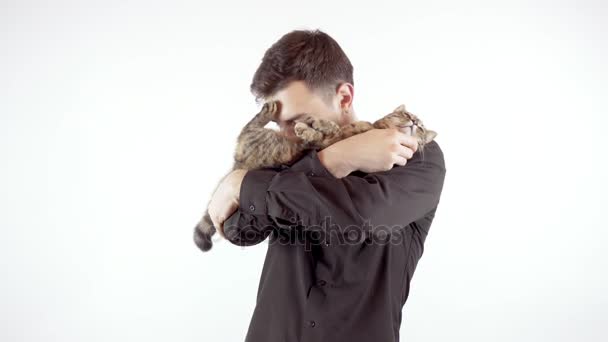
top-left (209, 211), bottom-right (225, 238)
top-left (393, 155), bottom-right (408, 166)
top-left (396, 144), bottom-right (414, 160)
top-left (217, 221), bottom-right (225, 238)
top-left (396, 132), bottom-right (418, 153)
top-left (397, 124), bottom-right (418, 137)
top-left (216, 216), bottom-right (225, 238)
top-left (397, 126), bottom-right (413, 136)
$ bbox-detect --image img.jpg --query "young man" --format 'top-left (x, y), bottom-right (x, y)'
top-left (207, 29), bottom-right (446, 342)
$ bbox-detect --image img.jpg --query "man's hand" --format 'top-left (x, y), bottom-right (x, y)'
top-left (318, 128), bottom-right (419, 178)
top-left (208, 169), bottom-right (247, 237)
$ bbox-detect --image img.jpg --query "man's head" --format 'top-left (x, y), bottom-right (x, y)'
top-left (250, 29), bottom-right (357, 138)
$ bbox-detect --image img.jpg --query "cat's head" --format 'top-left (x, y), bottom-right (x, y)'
top-left (387, 104), bottom-right (437, 146)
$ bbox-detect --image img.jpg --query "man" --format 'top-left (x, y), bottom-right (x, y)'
top-left (207, 29), bottom-right (446, 342)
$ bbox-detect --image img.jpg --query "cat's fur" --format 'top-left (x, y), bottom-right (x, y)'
top-left (193, 100), bottom-right (437, 252)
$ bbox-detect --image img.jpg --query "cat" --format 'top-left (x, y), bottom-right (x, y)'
top-left (193, 100), bottom-right (437, 252)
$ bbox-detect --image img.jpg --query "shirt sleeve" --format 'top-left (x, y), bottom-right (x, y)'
top-left (223, 140), bottom-right (446, 246)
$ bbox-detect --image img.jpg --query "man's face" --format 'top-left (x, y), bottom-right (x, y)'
top-left (269, 81), bottom-right (341, 138)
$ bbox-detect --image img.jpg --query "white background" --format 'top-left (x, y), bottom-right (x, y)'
top-left (1, 0), bottom-right (607, 341)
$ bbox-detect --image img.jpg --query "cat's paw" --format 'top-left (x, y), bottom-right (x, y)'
top-left (294, 116), bottom-right (339, 143)
top-left (311, 118), bottom-right (339, 135)
top-left (260, 100), bottom-right (281, 122)
top-left (294, 120), bottom-right (322, 143)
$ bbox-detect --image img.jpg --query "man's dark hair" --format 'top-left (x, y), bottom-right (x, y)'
top-left (250, 29), bottom-right (354, 106)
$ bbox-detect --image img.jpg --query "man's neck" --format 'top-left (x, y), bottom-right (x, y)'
top-left (338, 111), bottom-right (357, 127)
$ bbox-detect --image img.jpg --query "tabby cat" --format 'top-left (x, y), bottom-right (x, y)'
top-left (193, 100), bottom-right (437, 252)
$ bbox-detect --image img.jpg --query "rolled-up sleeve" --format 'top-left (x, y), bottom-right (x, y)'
top-left (224, 140), bottom-right (446, 246)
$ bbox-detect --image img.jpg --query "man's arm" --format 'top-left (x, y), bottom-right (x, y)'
top-left (223, 137), bottom-right (446, 246)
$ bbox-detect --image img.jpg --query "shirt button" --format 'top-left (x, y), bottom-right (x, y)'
top-left (309, 320), bottom-right (316, 327)
top-left (249, 205), bottom-right (255, 211)
top-left (308, 171), bottom-right (315, 177)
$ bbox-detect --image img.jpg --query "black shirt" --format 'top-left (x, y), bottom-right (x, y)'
top-left (223, 140), bottom-right (446, 342)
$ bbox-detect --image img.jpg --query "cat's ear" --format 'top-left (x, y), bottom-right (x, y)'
top-left (423, 129), bottom-right (438, 144)
top-left (394, 104), bottom-right (406, 113)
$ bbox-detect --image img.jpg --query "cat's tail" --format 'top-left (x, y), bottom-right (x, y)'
top-left (193, 210), bottom-right (215, 252)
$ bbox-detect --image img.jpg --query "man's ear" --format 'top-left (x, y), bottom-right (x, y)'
top-left (336, 82), bottom-right (354, 110)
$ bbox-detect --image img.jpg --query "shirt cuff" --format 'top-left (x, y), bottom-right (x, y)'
top-left (287, 149), bottom-right (334, 178)
top-left (238, 168), bottom-right (276, 217)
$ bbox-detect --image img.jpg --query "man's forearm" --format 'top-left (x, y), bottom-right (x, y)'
top-left (218, 128), bottom-right (420, 236)
top-left (316, 128), bottom-right (418, 178)
top-left (317, 145), bottom-right (354, 178)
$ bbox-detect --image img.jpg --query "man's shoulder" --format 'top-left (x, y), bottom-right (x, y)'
top-left (421, 139), bottom-right (442, 155)
top-left (415, 139), bottom-right (445, 169)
